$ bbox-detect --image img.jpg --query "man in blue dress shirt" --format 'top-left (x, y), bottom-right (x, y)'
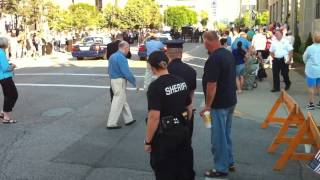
top-left (107, 41), bottom-right (136, 129)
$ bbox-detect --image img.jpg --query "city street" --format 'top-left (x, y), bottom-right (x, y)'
top-left (0, 43), bottom-right (318, 180)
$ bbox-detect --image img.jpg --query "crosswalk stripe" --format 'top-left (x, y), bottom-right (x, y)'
top-left (15, 73), bottom-right (203, 81)
top-left (15, 83), bottom-right (204, 95)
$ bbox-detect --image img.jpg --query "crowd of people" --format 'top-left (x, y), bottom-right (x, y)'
top-left (217, 22), bottom-right (295, 94)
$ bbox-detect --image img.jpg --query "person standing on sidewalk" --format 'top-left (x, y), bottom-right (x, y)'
top-left (269, 30), bottom-right (293, 92)
top-left (303, 32), bottom-right (320, 110)
top-left (232, 41), bottom-right (247, 94)
top-left (200, 31), bottom-right (237, 178)
top-left (143, 33), bottom-right (165, 90)
top-left (252, 28), bottom-right (267, 60)
top-left (107, 41), bottom-right (136, 129)
top-left (0, 37), bottom-right (18, 124)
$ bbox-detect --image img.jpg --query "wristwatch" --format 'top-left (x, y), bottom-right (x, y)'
top-left (144, 140), bottom-right (152, 145)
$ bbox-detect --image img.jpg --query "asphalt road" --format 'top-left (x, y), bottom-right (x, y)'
top-left (0, 43), bottom-right (318, 180)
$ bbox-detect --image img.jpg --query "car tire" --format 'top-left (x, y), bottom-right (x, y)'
top-left (77, 57), bottom-right (84, 60)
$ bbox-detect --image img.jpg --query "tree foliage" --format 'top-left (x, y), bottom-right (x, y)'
top-left (123, 0), bottom-right (161, 29)
top-left (293, 33), bottom-right (302, 53)
top-left (67, 3), bottom-right (102, 30)
top-left (214, 22), bottom-right (228, 31)
top-left (164, 6), bottom-right (197, 29)
top-left (305, 32), bottom-right (313, 50)
top-left (102, 4), bottom-right (126, 28)
top-left (45, 2), bottom-right (70, 31)
top-left (200, 11), bottom-right (208, 27)
top-left (101, 0), bottom-right (161, 29)
top-left (2, 0), bottom-right (162, 31)
top-left (235, 10), bottom-right (269, 28)
top-left (255, 10), bottom-right (269, 25)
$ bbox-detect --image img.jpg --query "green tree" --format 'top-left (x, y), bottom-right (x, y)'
top-left (164, 6), bottom-right (197, 29)
top-left (305, 32), bottom-right (313, 50)
top-left (102, 4), bottom-right (126, 28)
top-left (200, 11), bottom-right (208, 27)
top-left (68, 3), bottom-right (102, 30)
top-left (45, 2), bottom-right (71, 31)
top-left (293, 33), bottom-right (302, 53)
top-left (214, 22), bottom-right (228, 30)
top-left (234, 17), bottom-right (245, 27)
top-left (123, 0), bottom-right (161, 29)
top-left (243, 10), bottom-right (254, 28)
top-left (255, 10), bottom-right (269, 25)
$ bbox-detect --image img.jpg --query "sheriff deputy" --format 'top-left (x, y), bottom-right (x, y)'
top-left (144, 51), bottom-right (194, 180)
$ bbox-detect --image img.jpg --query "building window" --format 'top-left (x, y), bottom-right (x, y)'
top-left (316, 0), bottom-right (320, 19)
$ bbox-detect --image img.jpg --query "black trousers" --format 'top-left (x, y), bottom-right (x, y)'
top-left (150, 126), bottom-right (195, 180)
top-left (0, 77), bottom-right (18, 112)
top-left (272, 58), bottom-right (291, 90)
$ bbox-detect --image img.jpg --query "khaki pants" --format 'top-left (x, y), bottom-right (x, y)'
top-left (144, 63), bottom-right (153, 90)
top-left (107, 78), bottom-right (134, 127)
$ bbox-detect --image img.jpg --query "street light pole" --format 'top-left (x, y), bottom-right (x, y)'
top-left (239, 0), bottom-right (243, 19)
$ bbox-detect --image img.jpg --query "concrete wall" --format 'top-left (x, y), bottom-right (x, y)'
top-left (257, 0), bottom-right (268, 12)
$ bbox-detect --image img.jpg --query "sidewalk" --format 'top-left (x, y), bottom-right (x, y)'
top-left (236, 66), bottom-right (320, 124)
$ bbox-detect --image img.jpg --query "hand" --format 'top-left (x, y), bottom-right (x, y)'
top-left (136, 87), bottom-right (140, 93)
top-left (144, 145), bottom-right (151, 153)
top-left (10, 63), bottom-right (16, 69)
top-left (200, 106), bottom-right (211, 117)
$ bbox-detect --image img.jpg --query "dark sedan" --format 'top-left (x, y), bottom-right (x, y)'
top-left (71, 36), bottom-right (111, 60)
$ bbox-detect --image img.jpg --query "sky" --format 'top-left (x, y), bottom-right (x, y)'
top-left (199, 0), bottom-right (241, 22)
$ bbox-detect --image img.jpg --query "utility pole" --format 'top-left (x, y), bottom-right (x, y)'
top-left (239, 0), bottom-right (243, 19)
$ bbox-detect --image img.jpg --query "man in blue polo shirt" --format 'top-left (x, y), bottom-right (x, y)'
top-left (107, 41), bottom-right (136, 129)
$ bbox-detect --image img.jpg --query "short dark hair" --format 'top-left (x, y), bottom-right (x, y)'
top-left (220, 38), bottom-right (227, 46)
top-left (148, 51), bottom-right (169, 70)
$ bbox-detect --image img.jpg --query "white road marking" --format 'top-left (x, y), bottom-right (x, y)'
top-left (15, 73), bottom-right (204, 81)
top-left (16, 83), bottom-right (205, 95)
top-left (184, 62), bottom-right (204, 69)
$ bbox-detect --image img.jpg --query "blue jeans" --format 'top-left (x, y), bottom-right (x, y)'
top-left (211, 106), bottom-right (235, 173)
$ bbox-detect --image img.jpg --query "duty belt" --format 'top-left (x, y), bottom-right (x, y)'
top-left (157, 111), bottom-right (188, 134)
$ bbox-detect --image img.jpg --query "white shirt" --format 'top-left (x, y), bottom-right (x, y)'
top-left (303, 44), bottom-right (320, 78)
top-left (286, 35), bottom-right (295, 46)
top-left (269, 38), bottom-right (293, 58)
top-left (252, 33), bottom-right (267, 51)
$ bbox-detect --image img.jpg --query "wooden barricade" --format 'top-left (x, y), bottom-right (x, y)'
top-left (273, 112), bottom-right (320, 170)
top-left (267, 104), bottom-right (305, 153)
top-left (261, 90), bottom-right (298, 129)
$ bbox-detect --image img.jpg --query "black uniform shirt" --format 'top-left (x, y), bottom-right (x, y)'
top-left (106, 40), bottom-right (132, 60)
top-left (202, 48), bottom-right (237, 109)
top-left (147, 74), bottom-right (191, 117)
top-left (168, 59), bottom-right (197, 92)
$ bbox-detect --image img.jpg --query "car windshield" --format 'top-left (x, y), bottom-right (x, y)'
top-left (83, 37), bottom-right (103, 44)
